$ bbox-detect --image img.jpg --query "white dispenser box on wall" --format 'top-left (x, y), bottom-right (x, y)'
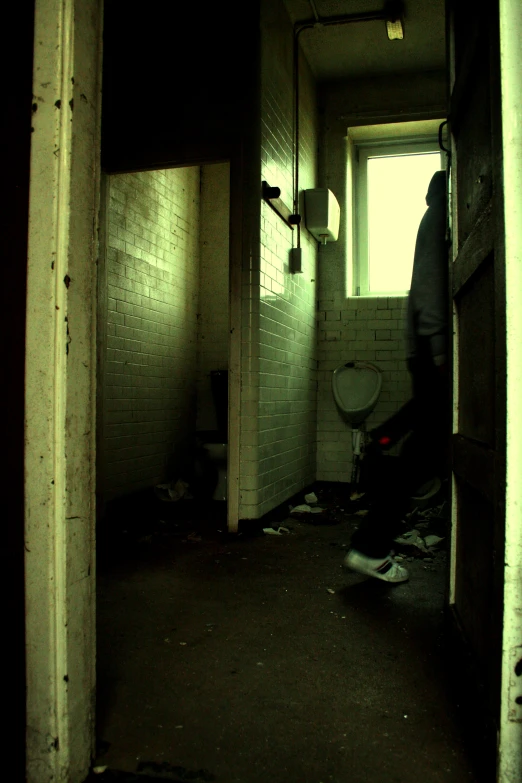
top-left (304, 188), bottom-right (340, 245)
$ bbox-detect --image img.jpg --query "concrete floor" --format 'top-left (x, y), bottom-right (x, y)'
top-left (96, 492), bottom-right (475, 783)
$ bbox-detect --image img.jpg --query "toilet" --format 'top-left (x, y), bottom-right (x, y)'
top-left (202, 442), bottom-right (227, 501)
top-left (332, 361), bottom-right (383, 487)
top-left (198, 370), bottom-right (228, 501)
top-left (332, 361), bottom-right (382, 426)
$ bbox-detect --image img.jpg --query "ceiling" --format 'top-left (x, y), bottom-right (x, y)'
top-left (282, 0), bottom-right (446, 81)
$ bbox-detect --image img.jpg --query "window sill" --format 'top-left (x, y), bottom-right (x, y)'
top-left (350, 292), bottom-right (409, 298)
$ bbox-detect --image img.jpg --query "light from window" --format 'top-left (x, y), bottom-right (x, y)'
top-left (367, 152), bottom-right (441, 293)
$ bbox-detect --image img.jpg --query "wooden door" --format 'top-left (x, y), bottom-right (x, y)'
top-left (447, 0), bottom-right (522, 778)
top-left (447, 0), bottom-right (505, 772)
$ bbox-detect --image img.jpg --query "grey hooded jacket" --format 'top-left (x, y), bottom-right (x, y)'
top-left (406, 170), bottom-right (448, 366)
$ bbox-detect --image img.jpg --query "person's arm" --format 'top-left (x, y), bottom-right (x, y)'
top-left (414, 206), bottom-right (448, 366)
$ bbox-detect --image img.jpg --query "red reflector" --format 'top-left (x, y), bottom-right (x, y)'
top-left (379, 436), bottom-right (391, 445)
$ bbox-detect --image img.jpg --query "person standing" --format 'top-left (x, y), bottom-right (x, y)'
top-left (344, 170), bottom-right (449, 583)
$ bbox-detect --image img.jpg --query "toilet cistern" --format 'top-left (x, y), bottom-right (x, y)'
top-left (304, 188), bottom-right (340, 245)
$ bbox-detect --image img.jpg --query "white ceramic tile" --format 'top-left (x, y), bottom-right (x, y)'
top-left (102, 167), bottom-right (201, 499)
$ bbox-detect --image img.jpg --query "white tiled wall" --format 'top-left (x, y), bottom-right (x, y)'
top-left (103, 167), bottom-right (200, 498)
top-left (316, 75), bottom-right (446, 482)
top-left (196, 163), bottom-right (230, 431)
top-left (239, 0), bottom-right (318, 518)
top-left (317, 296), bottom-right (411, 482)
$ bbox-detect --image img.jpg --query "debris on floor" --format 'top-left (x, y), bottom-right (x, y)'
top-left (137, 761), bottom-right (216, 781)
top-left (395, 529), bottom-right (430, 553)
top-left (97, 485), bottom-right (230, 570)
top-left (385, 495), bottom-right (450, 567)
top-left (155, 479), bottom-right (193, 503)
top-left (290, 503), bottom-right (325, 514)
top-left (304, 491), bottom-right (318, 504)
top-left (182, 532), bottom-right (202, 544)
top-left (262, 526), bottom-right (290, 536)
top-left (425, 534), bottom-right (445, 548)
top-left (411, 476), bottom-right (442, 504)
top-left (395, 531), bottom-right (445, 560)
top-left (290, 504), bottom-right (313, 513)
top-left (86, 761), bottom-right (216, 783)
top-left (414, 500), bottom-right (448, 525)
top-left (86, 762), bottom-right (217, 782)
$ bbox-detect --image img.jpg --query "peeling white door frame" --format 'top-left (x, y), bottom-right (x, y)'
top-left (498, 0), bottom-right (522, 778)
top-left (25, 0), bottom-right (103, 780)
top-left (228, 156), bottom-right (243, 534)
top-left (447, 3), bottom-right (460, 607)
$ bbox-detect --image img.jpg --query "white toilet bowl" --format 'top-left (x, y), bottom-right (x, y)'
top-left (204, 442), bottom-right (227, 501)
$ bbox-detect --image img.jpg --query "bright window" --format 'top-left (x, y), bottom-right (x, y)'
top-left (352, 134), bottom-right (444, 296)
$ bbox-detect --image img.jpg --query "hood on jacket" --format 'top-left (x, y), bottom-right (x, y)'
top-left (426, 170), bottom-right (447, 206)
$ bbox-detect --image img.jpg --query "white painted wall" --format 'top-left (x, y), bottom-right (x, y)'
top-left (316, 73), bottom-right (446, 480)
top-left (317, 297), bottom-right (411, 481)
top-left (239, 0), bottom-right (319, 519)
top-left (102, 168), bottom-right (200, 497)
top-left (197, 163), bottom-right (230, 432)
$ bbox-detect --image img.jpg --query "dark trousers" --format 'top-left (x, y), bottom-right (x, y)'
top-left (350, 338), bottom-right (448, 558)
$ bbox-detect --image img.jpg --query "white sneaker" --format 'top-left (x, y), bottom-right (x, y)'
top-left (344, 549), bottom-right (409, 583)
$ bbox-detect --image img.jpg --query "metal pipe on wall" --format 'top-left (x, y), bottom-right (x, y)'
top-left (307, 0), bottom-right (320, 23)
top-left (292, 8), bottom-right (389, 246)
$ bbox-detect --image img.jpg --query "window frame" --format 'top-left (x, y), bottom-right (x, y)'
top-left (353, 137), bottom-right (444, 297)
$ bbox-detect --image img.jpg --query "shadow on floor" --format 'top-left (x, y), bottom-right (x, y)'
top-left (95, 485), bottom-right (480, 783)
